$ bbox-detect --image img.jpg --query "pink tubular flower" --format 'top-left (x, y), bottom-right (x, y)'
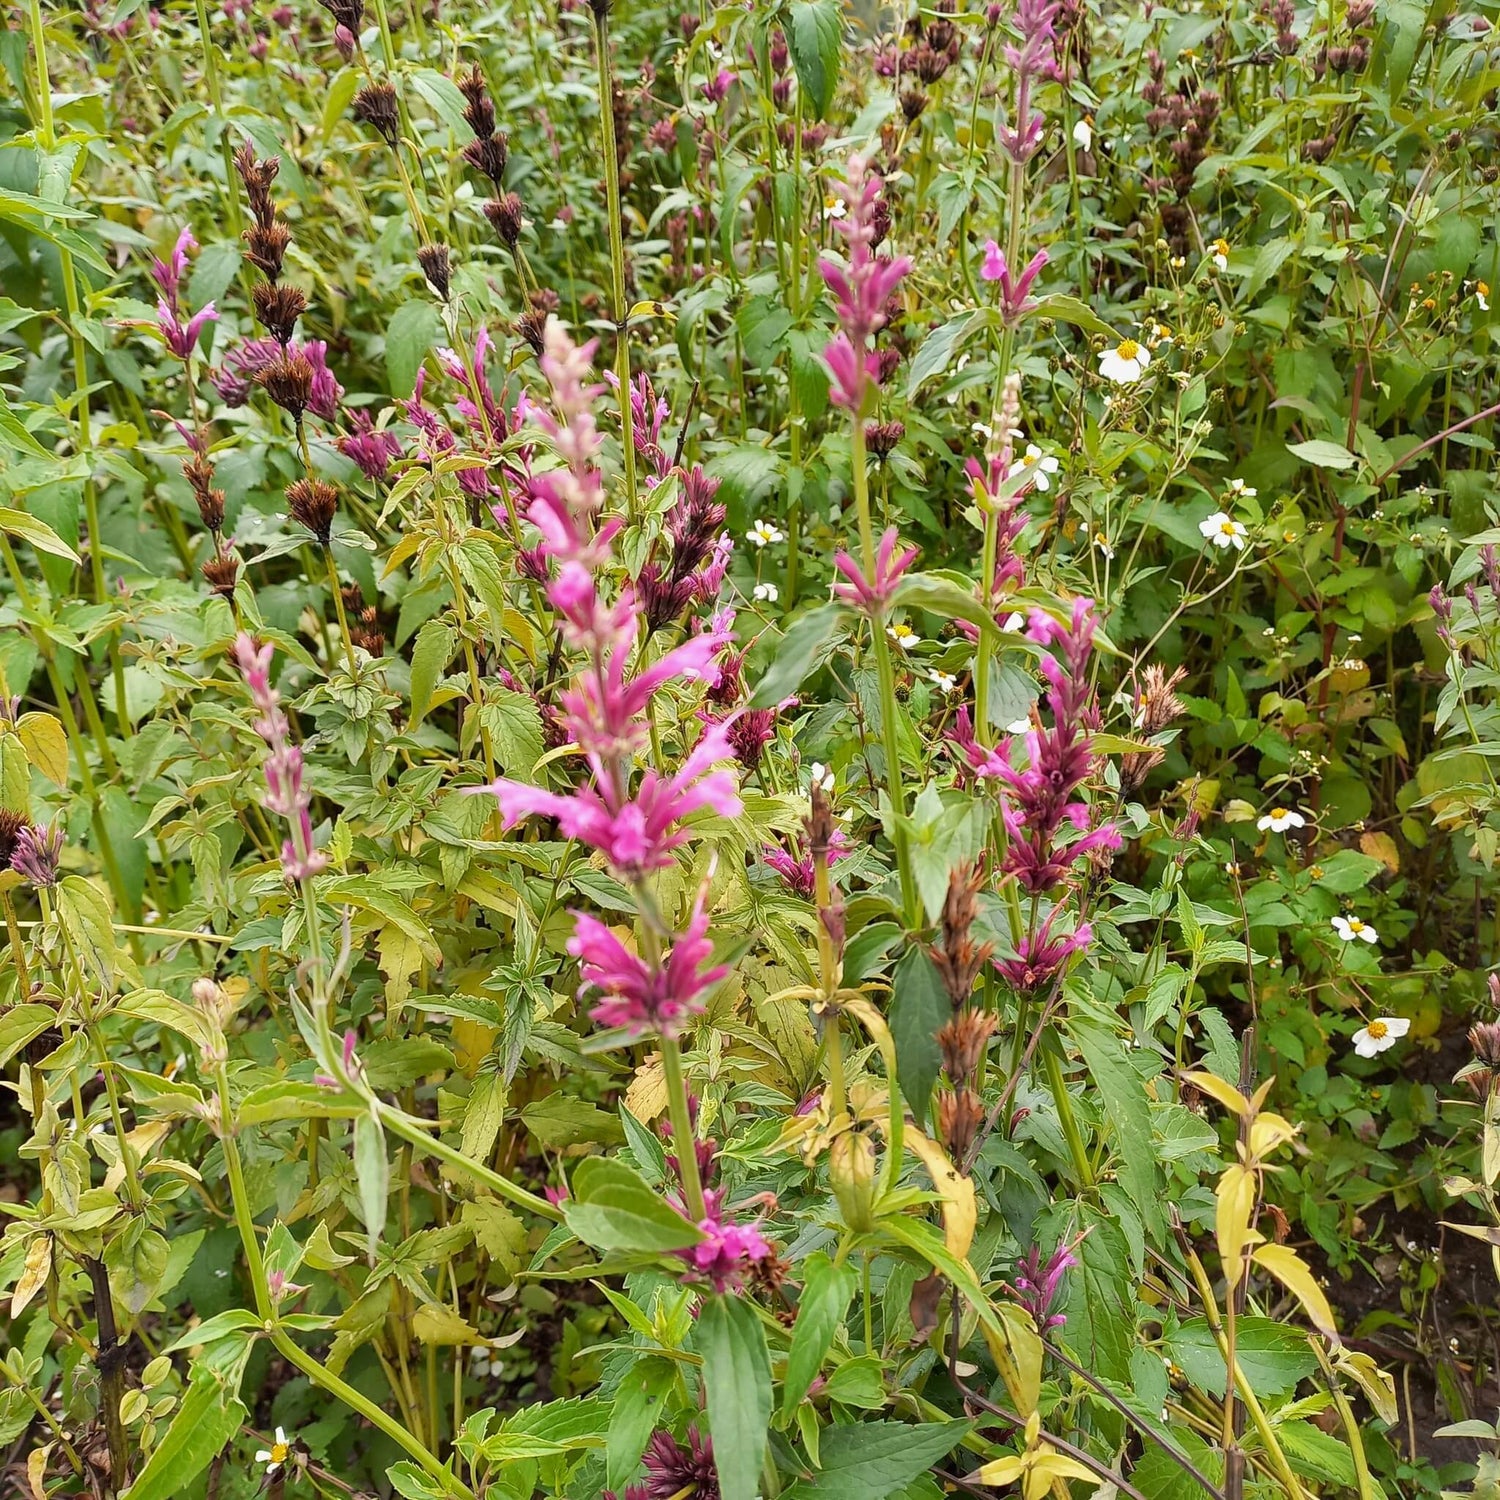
top-left (337, 410), bottom-right (403, 481)
top-left (480, 723), bottom-right (742, 877)
top-left (985, 600), bottom-right (1119, 891)
top-left (763, 827), bottom-right (850, 898)
top-left (998, 0), bottom-right (1061, 163)
top-left (217, 336), bottom-right (342, 420)
top-left (233, 633), bottom-right (328, 883)
top-left (152, 226), bottom-right (218, 360)
top-left (818, 156), bottom-right (912, 412)
top-left (678, 1190), bottom-right (772, 1291)
top-left (10, 822), bottom-right (64, 889)
top-left (994, 908), bottom-right (1092, 992)
top-left (1005, 1233), bottom-right (1083, 1330)
top-left (833, 525), bottom-right (919, 612)
top-left (569, 895), bottom-right (727, 1038)
top-left (979, 244), bottom-right (1049, 323)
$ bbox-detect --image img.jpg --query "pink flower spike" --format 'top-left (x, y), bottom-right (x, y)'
top-left (833, 526), bottom-right (919, 613)
top-left (981, 240), bottom-right (1007, 282)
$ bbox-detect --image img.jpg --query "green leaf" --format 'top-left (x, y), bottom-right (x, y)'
top-left (782, 1251), bottom-right (857, 1415)
top-left (353, 1110), bottom-right (389, 1259)
top-left (484, 687), bottom-right (545, 777)
top-left (0, 1004), bottom-right (55, 1068)
top-left (0, 505), bottom-right (80, 563)
top-left (697, 1293), bottom-right (772, 1500)
top-left (1164, 1317), bottom-right (1317, 1399)
top-left (889, 945), bottom-right (948, 1131)
top-left (786, 0), bottom-right (842, 118)
top-left (563, 1157), bottom-right (705, 1253)
top-left (1071, 1018), bottom-right (1162, 1239)
top-left (121, 1367), bottom-right (246, 1500)
top-left (906, 313), bottom-right (976, 396)
top-left (57, 875), bottom-right (115, 989)
top-left (409, 619), bottom-right (456, 730)
top-left (1286, 438), bottom-right (1357, 471)
top-left (750, 603), bottom-right (851, 708)
top-left (782, 1420), bottom-right (971, 1500)
top-left (607, 1356), bottom-right (675, 1489)
top-left (411, 68), bottom-right (474, 137)
top-left (386, 300), bottom-right (443, 398)
top-left (1028, 293), bottom-right (1117, 340)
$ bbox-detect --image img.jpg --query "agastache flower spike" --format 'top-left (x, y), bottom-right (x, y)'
top-left (152, 226), bottom-right (219, 360)
top-left (832, 525), bottom-right (919, 612)
top-left (818, 156), bottom-right (912, 412)
top-left (980, 244), bottom-right (1049, 323)
top-left (569, 894), bottom-right (728, 1038)
top-left (233, 633), bottom-right (329, 883)
top-left (10, 822), bottom-right (64, 889)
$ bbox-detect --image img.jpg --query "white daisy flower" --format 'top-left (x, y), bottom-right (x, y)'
top-left (1257, 807), bottom-right (1306, 833)
top-left (1099, 339), bottom-right (1150, 384)
top-left (930, 670), bottom-right (958, 693)
top-left (255, 1428), bottom-right (294, 1475)
top-left (809, 761), bottom-right (835, 793)
top-left (1007, 443), bottom-right (1060, 491)
top-left (747, 519), bottom-right (784, 548)
top-left (1477, 281), bottom-right (1490, 312)
top-left (752, 582), bottom-right (779, 603)
top-left (1210, 238), bottom-right (1230, 272)
top-left (1094, 532), bottom-right (1115, 560)
top-left (1332, 914), bottom-right (1379, 944)
top-left (1226, 477), bottom-right (1257, 499)
top-left (822, 195), bottom-right (847, 221)
top-left (887, 621), bottom-right (920, 651)
top-left (1199, 511), bottom-right (1248, 551)
top-left (1352, 1016), bottom-right (1410, 1057)
top-left (1072, 116), bottom-right (1093, 151)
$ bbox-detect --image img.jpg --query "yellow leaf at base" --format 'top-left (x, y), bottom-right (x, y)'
top-left (1252, 1241), bottom-right (1339, 1342)
top-left (904, 1126), bottom-right (977, 1261)
top-left (626, 1054), bottom-right (668, 1123)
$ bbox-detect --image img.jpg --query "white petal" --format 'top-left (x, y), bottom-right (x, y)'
top-left (1386, 1017), bottom-right (1411, 1037)
top-left (255, 1452), bottom-right (272, 1464)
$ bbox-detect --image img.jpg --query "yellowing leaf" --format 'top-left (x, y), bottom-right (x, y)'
top-left (1216, 1162), bottom-right (1258, 1289)
top-left (16, 713), bottom-right (67, 787)
top-left (1248, 1111), bottom-right (1298, 1159)
top-left (378, 922), bottom-right (424, 1011)
top-left (1252, 1242), bottom-right (1338, 1342)
top-left (625, 1053), bottom-right (668, 1123)
top-left (412, 1302), bottom-right (482, 1345)
top-left (1334, 1347), bottom-right (1397, 1425)
top-left (1359, 830), bottom-right (1400, 874)
top-left (12, 1234), bottom-right (51, 1319)
top-left (979, 1302), bottom-right (1043, 1417)
top-left (1185, 1070), bottom-right (1249, 1117)
top-left (904, 1125), bottom-right (976, 1261)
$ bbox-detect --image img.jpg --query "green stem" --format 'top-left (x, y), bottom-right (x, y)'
top-left (1041, 1031), bottom-right (1093, 1188)
top-left (661, 1034), bottom-right (706, 1222)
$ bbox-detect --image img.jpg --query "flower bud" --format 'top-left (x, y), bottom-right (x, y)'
top-left (829, 1130), bottom-right (876, 1231)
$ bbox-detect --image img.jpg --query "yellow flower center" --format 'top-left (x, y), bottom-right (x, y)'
top-left (1480, 282), bottom-right (1491, 297)
top-left (1116, 340), bottom-right (1141, 361)
top-left (892, 624), bottom-right (913, 640)
top-left (1022, 450), bottom-right (1038, 466)
top-left (1213, 239), bottom-right (1229, 255)
top-left (270, 1443), bottom-right (289, 1464)
top-left (1366, 1019), bottom-right (1387, 1040)
top-left (1348, 918), bottom-right (1364, 933)
top-left (1270, 807), bottom-right (1287, 819)
top-left (1219, 520), bottom-right (1238, 535)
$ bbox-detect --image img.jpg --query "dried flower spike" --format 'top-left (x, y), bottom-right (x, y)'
top-left (202, 552), bottom-right (241, 599)
top-left (285, 477), bottom-right (340, 547)
top-left (352, 81), bottom-right (400, 145)
top-left (252, 282), bottom-right (307, 345)
top-left (417, 243), bottom-right (452, 300)
top-left (484, 192), bottom-right (525, 249)
top-left (258, 351), bottom-right (315, 420)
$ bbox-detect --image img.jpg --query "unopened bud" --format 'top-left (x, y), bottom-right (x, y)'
top-left (829, 1130), bottom-right (876, 1231)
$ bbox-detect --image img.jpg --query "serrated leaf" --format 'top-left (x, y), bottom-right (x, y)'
top-left (786, 0), bottom-right (842, 118)
top-left (750, 602), bottom-right (850, 708)
top-left (698, 1293), bottom-right (772, 1500)
top-left (408, 619), bottom-right (455, 730)
top-left (888, 945), bottom-right (948, 1131)
top-left (782, 1251), bottom-right (856, 1415)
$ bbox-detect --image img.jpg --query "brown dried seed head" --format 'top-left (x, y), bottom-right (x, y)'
top-left (258, 351), bottom-right (314, 419)
top-left (936, 1087), bottom-right (985, 1163)
top-left (1136, 663), bottom-right (1188, 735)
top-left (515, 308), bottom-right (547, 357)
top-left (252, 281), bottom-right (307, 344)
top-left (234, 142), bottom-right (281, 227)
top-left (417, 242), bottom-right (452, 300)
top-left (201, 551), bottom-right (241, 599)
top-left (243, 220), bottom-right (292, 282)
top-left (1471, 1020), bottom-right (1500, 1068)
top-left (0, 807), bottom-right (33, 868)
top-left (462, 132), bottom-right (509, 185)
top-left (352, 81), bottom-right (400, 145)
top-left (483, 192), bottom-right (524, 249)
top-left (937, 1009), bottom-right (998, 1089)
top-left (285, 477), bottom-right (340, 547)
top-left (930, 862), bottom-right (994, 1007)
top-left (458, 65), bottom-right (496, 138)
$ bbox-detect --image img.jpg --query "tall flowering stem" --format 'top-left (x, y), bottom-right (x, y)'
top-left (480, 319), bottom-right (741, 1225)
top-left (820, 157), bottom-right (918, 925)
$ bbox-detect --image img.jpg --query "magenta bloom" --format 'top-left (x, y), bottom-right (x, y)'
top-left (673, 1186), bottom-right (771, 1291)
top-left (833, 526), bottom-right (919, 612)
top-left (217, 336), bottom-right (342, 421)
top-left (998, 0), bottom-right (1061, 162)
top-left (763, 827), bottom-right (850, 898)
top-left (994, 908), bottom-right (1092, 992)
top-left (639, 1428), bottom-right (719, 1500)
top-left (152, 227), bottom-right (218, 360)
top-left (1006, 1234), bottom-right (1082, 1331)
top-left (10, 822), bottom-right (64, 889)
top-left (337, 410), bottom-right (403, 481)
top-left (818, 156), bottom-right (912, 412)
top-left (481, 723), bottom-right (742, 876)
top-left (569, 896), bottom-right (727, 1038)
top-left (701, 68), bottom-right (736, 104)
top-left (979, 244), bottom-right (1049, 322)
